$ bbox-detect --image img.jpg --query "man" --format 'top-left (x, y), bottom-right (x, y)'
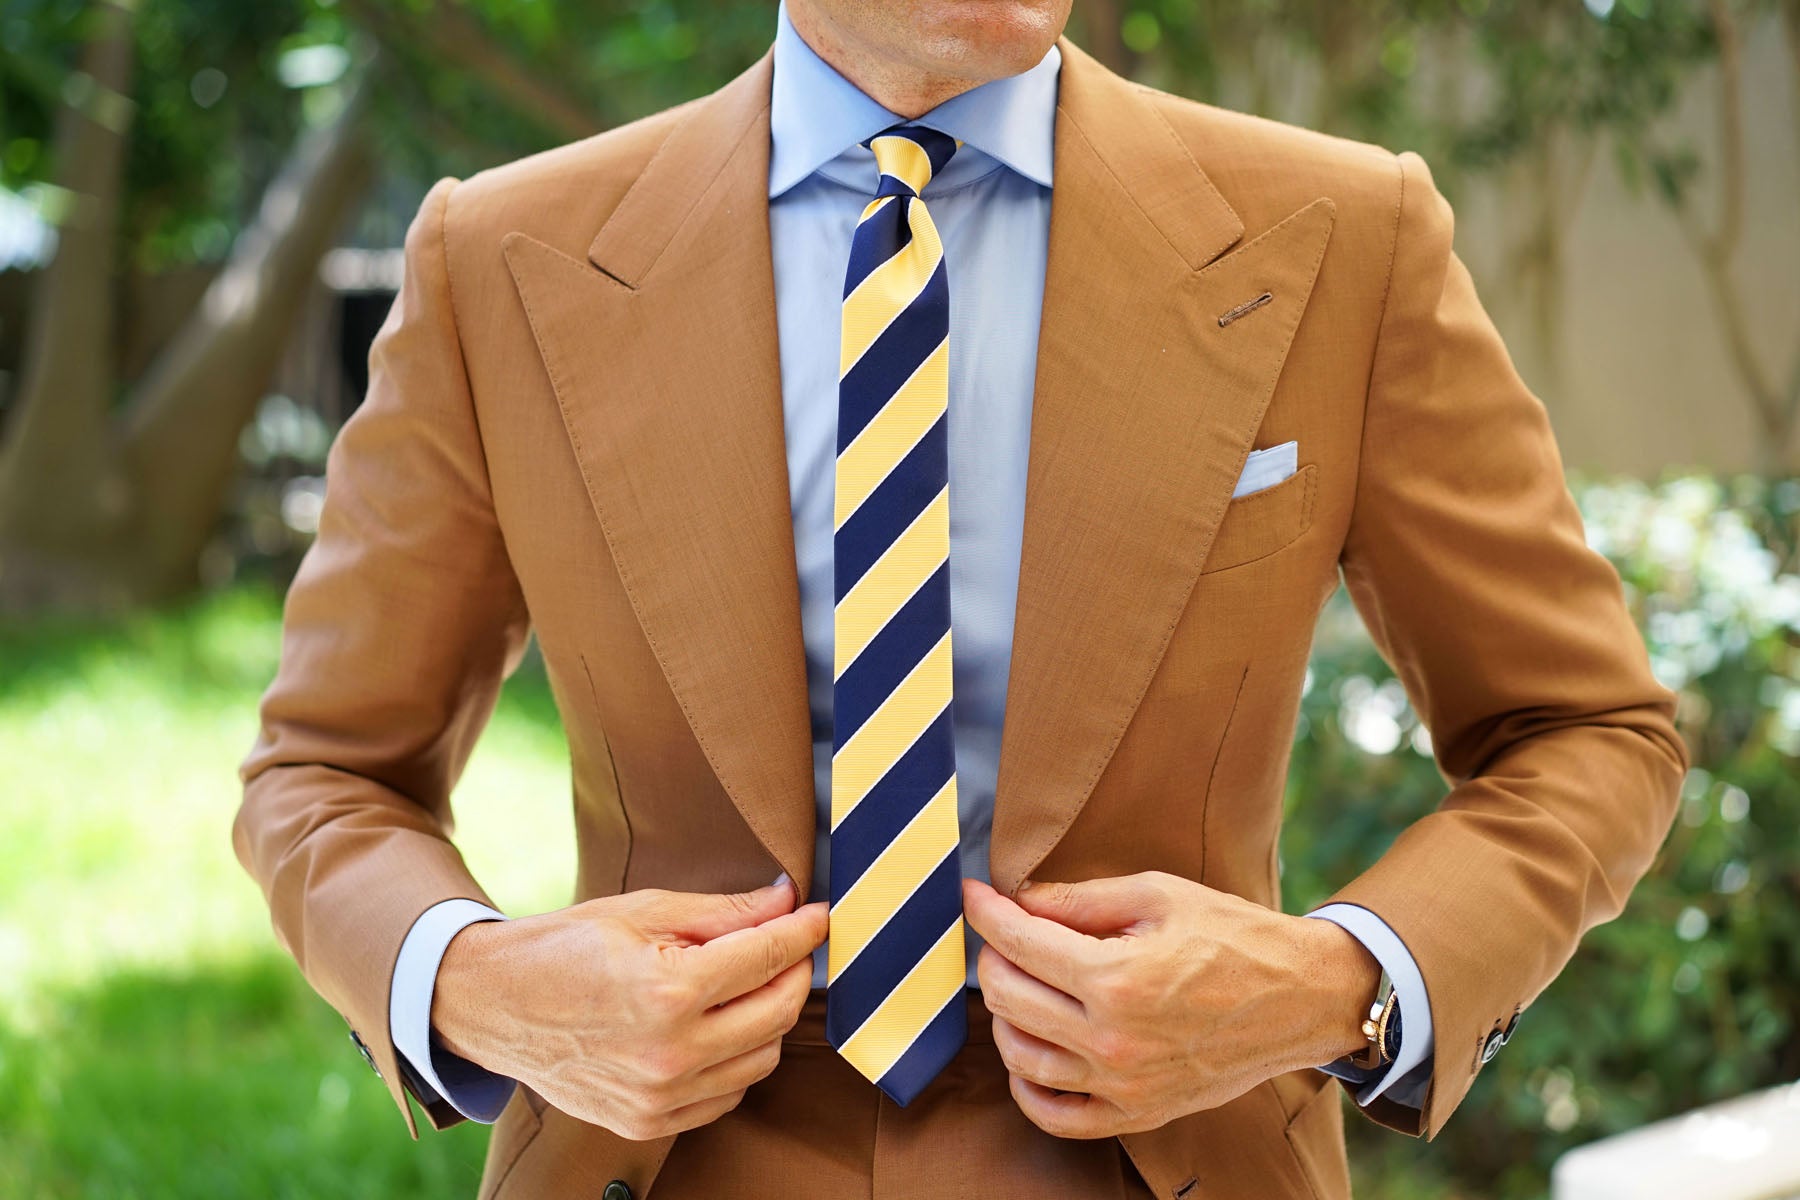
top-left (234, 0), bottom-right (1688, 1196)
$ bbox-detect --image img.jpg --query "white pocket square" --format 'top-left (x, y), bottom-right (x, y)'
top-left (1232, 440), bottom-right (1298, 498)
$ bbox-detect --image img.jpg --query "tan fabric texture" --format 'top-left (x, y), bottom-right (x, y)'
top-left (234, 33), bottom-right (1688, 1200)
top-left (482, 992), bottom-right (1163, 1200)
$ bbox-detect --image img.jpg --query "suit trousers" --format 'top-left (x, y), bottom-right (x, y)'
top-left (649, 990), bottom-right (1157, 1200)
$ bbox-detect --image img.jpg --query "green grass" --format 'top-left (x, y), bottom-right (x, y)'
top-left (0, 583), bottom-right (577, 1198)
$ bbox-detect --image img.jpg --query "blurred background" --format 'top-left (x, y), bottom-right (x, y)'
top-left (1, 1), bottom-right (1796, 1197)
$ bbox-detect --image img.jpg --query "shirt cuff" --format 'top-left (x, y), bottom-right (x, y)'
top-left (390, 897), bottom-right (518, 1124)
top-left (1303, 902), bottom-right (1434, 1108)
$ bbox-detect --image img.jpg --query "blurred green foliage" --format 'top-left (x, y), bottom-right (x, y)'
top-left (3, 0), bottom-right (322, 268)
top-left (0, 0), bottom-right (1755, 267)
top-left (1099, 0), bottom-right (1721, 179)
top-left (0, 0), bottom-right (779, 267)
top-left (0, 957), bottom-right (492, 1197)
top-left (0, 584), bottom-right (575, 1196)
top-left (1282, 474), bottom-right (1800, 1197)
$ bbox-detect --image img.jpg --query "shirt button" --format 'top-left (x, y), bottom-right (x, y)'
top-left (602, 1182), bottom-right (633, 1200)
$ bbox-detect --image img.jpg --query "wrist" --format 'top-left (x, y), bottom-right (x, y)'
top-left (1293, 915), bottom-right (1383, 1067)
top-left (431, 918), bottom-right (508, 1064)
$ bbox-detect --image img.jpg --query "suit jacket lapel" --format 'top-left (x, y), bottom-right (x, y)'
top-left (986, 38), bottom-right (1337, 896)
top-left (502, 46), bottom-right (822, 896)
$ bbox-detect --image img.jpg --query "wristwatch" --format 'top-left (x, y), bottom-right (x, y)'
top-left (1349, 970), bottom-right (1403, 1071)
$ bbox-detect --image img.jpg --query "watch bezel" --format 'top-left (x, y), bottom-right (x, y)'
top-left (1350, 978), bottom-right (1399, 1070)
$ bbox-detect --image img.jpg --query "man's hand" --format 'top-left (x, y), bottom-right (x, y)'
top-left (431, 881), bottom-right (828, 1140)
top-left (963, 872), bottom-right (1379, 1139)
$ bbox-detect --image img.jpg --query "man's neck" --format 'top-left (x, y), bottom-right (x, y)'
top-left (785, 2), bottom-right (983, 119)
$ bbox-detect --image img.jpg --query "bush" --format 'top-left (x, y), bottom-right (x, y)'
top-left (1280, 474), bottom-right (1800, 1198)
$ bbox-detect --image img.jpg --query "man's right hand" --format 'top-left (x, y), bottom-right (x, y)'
top-left (431, 880), bottom-right (828, 1140)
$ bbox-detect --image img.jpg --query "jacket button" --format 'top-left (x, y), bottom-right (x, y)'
top-left (1479, 1028), bottom-right (1504, 1064)
top-left (349, 1030), bottom-right (382, 1079)
top-left (602, 1183), bottom-right (632, 1200)
top-left (1500, 1009), bottom-right (1521, 1044)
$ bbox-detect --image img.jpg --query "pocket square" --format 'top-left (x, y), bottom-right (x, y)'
top-left (1233, 440), bottom-right (1298, 498)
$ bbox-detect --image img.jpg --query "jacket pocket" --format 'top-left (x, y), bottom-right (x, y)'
top-left (1200, 462), bottom-right (1318, 574)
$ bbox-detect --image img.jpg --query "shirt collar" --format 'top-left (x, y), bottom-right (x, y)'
top-left (768, 0), bottom-right (1059, 199)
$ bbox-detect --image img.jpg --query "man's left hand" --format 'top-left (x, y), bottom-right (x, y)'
top-left (962, 872), bottom-right (1380, 1138)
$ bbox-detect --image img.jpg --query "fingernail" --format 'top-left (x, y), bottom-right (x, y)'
top-left (769, 871), bottom-right (791, 891)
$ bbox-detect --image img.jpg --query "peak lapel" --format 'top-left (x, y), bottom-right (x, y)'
top-left (502, 46), bottom-right (820, 896)
top-left (987, 39), bottom-right (1337, 897)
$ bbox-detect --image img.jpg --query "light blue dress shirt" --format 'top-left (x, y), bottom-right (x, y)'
top-left (388, 0), bottom-right (1434, 1124)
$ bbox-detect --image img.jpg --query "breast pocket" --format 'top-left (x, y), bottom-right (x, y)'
top-left (1200, 462), bottom-right (1318, 574)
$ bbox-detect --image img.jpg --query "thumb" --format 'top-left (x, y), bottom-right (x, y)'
top-left (1012, 874), bottom-right (1166, 936)
top-left (633, 877), bottom-right (799, 944)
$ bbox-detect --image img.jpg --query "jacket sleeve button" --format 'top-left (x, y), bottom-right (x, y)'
top-left (1480, 1028), bottom-right (1505, 1064)
top-left (349, 1030), bottom-right (381, 1077)
top-left (602, 1183), bottom-right (633, 1200)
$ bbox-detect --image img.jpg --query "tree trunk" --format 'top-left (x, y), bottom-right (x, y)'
top-left (119, 80), bottom-right (375, 601)
top-left (0, 0), bottom-right (138, 602)
top-left (0, 26), bottom-right (378, 615)
top-left (1673, 0), bottom-right (1800, 474)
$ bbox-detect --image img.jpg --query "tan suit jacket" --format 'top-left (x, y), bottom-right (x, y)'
top-left (235, 33), bottom-right (1688, 1200)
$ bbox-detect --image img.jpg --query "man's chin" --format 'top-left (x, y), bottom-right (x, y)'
top-left (866, 1), bottom-right (1071, 82)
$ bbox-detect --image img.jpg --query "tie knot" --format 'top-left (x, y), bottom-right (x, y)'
top-left (862, 124), bottom-right (961, 199)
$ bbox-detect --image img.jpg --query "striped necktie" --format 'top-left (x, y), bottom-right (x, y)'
top-left (826, 123), bottom-right (968, 1107)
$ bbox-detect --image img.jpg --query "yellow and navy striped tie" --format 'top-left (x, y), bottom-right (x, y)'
top-left (827, 123), bottom-right (967, 1106)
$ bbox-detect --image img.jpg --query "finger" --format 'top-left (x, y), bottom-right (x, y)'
top-left (963, 878), bottom-right (1103, 997)
top-left (631, 880), bottom-right (799, 945)
top-left (646, 1087), bottom-right (751, 1139)
top-left (682, 901), bottom-right (828, 1006)
top-left (992, 1014), bottom-right (1090, 1093)
top-left (690, 1034), bottom-right (785, 1097)
top-left (689, 956), bottom-right (814, 1066)
top-left (1009, 1075), bottom-right (1120, 1140)
top-left (1013, 874), bottom-right (1169, 936)
top-left (976, 943), bottom-right (1087, 1049)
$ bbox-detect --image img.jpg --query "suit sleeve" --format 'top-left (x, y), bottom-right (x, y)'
top-left (1321, 150), bottom-right (1689, 1139)
top-left (233, 175), bottom-right (529, 1137)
